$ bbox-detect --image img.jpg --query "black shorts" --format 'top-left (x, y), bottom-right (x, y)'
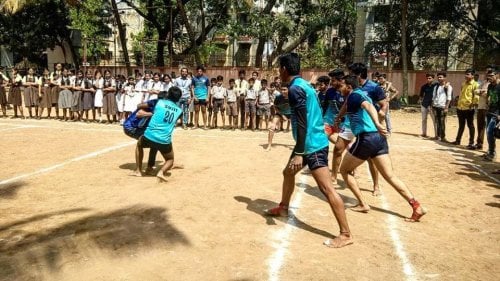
top-left (194, 99), bottom-right (207, 106)
top-left (349, 132), bottom-right (388, 160)
top-left (290, 146), bottom-right (329, 171)
top-left (140, 136), bottom-right (173, 154)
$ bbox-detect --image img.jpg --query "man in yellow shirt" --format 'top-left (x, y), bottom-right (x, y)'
top-left (452, 69), bottom-right (479, 149)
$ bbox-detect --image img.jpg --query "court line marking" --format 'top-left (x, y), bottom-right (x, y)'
top-left (366, 163), bottom-right (417, 281)
top-left (0, 141), bottom-right (135, 186)
top-left (267, 173), bottom-right (307, 281)
top-left (0, 125), bottom-right (38, 132)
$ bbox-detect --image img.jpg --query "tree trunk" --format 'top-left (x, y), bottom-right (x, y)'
top-left (255, 39), bottom-right (265, 68)
top-left (110, 0), bottom-right (132, 75)
top-left (253, 0), bottom-right (277, 68)
top-left (156, 30), bottom-right (168, 67)
top-left (177, 0), bottom-right (201, 65)
top-left (401, 0), bottom-right (409, 103)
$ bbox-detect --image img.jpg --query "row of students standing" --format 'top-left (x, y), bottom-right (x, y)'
top-left (174, 66), bottom-right (283, 130)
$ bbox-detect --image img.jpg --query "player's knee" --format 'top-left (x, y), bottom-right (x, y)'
top-left (282, 167), bottom-right (294, 176)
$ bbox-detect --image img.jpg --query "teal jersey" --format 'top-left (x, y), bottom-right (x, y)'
top-left (345, 88), bottom-right (378, 136)
top-left (192, 75), bottom-right (210, 99)
top-left (289, 77), bottom-right (329, 154)
top-left (144, 99), bottom-right (183, 144)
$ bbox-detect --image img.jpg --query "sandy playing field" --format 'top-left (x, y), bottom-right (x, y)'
top-left (0, 110), bottom-right (499, 281)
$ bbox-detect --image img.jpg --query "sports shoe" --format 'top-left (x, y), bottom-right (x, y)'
top-left (483, 153), bottom-right (496, 161)
top-left (466, 144), bottom-right (476, 150)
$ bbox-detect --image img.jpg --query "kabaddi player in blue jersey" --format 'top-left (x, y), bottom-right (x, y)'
top-left (191, 65), bottom-right (210, 129)
top-left (339, 75), bottom-right (426, 222)
top-left (134, 87), bottom-right (183, 182)
top-left (348, 63), bottom-right (387, 196)
top-left (266, 53), bottom-right (352, 248)
top-left (326, 69), bottom-right (357, 184)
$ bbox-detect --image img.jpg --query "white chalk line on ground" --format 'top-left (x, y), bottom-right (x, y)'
top-left (0, 125), bottom-right (38, 132)
top-left (365, 163), bottom-right (417, 281)
top-left (267, 173), bottom-right (308, 281)
top-left (0, 141), bottom-right (135, 186)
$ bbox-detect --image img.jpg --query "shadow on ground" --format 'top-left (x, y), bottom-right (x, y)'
top-left (437, 147), bottom-right (500, 189)
top-left (0, 205), bottom-right (190, 280)
top-left (119, 161), bottom-right (163, 171)
top-left (234, 196), bottom-right (335, 239)
top-left (0, 181), bottom-right (26, 199)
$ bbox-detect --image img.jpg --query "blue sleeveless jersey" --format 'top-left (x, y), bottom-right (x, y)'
top-left (346, 88), bottom-right (378, 136)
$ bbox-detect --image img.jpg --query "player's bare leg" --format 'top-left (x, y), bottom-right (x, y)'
top-left (311, 166), bottom-right (353, 248)
top-left (371, 154), bottom-right (427, 221)
top-left (133, 139), bottom-right (144, 177)
top-left (368, 158), bottom-right (381, 196)
top-left (156, 150), bottom-right (175, 183)
top-left (340, 152), bottom-right (370, 212)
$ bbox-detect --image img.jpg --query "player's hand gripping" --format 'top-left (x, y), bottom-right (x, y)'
top-left (288, 155), bottom-right (303, 172)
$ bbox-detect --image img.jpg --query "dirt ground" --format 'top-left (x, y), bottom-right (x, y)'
top-left (0, 109), bottom-right (499, 281)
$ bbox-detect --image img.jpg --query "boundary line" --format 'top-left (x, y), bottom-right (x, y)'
top-left (267, 174), bottom-right (307, 281)
top-left (0, 141), bottom-right (135, 186)
top-left (366, 163), bottom-right (417, 280)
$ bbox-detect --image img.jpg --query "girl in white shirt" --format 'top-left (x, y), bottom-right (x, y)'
top-left (147, 73), bottom-right (163, 101)
top-left (94, 70), bottom-right (104, 122)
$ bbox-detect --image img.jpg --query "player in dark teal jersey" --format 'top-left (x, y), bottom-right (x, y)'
top-left (266, 53), bottom-right (352, 248)
top-left (339, 76), bottom-right (427, 222)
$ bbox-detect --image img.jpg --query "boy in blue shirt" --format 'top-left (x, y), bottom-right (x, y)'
top-left (339, 75), bottom-right (426, 222)
top-left (133, 87), bottom-right (183, 182)
top-left (266, 53), bottom-right (352, 248)
top-left (191, 65), bottom-right (210, 129)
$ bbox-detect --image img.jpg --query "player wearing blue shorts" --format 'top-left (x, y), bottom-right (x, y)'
top-left (348, 63), bottom-right (387, 196)
top-left (325, 69), bottom-right (356, 184)
top-left (134, 87), bottom-right (183, 182)
top-left (266, 53), bottom-right (352, 248)
top-left (339, 75), bottom-right (426, 222)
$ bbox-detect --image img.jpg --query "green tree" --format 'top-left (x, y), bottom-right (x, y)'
top-left (0, 0), bottom-right (71, 67)
top-left (370, 0), bottom-right (499, 70)
top-left (226, 0), bottom-right (356, 67)
top-left (68, 0), bottom-right (112, 66)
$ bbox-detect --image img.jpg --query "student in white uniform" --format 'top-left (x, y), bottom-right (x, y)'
top-left (211, 75), bottom-right (227, 128)
top-left (94, 70), bottom-right (104, 122)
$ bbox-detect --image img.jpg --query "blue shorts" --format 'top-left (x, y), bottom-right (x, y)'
top-left (349, 132), bottom-right (389, 160)
top-left (290, 146), bottom-right (329, 170)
